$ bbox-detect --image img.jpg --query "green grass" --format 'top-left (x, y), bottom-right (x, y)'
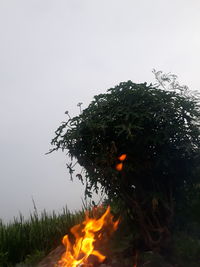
top-left (0, 207), bottom-right (84, 266)
top-left (3, 203), bottom-right (200, 267)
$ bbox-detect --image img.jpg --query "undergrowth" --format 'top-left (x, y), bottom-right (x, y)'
top-left (0, 207), bottom-right (84, 266)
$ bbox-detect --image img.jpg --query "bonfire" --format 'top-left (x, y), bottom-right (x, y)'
top-left (57, 206), bottom-right (119, 267)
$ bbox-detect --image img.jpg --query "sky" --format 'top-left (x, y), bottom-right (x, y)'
top-left (0, 0), bottom-right (200, 222)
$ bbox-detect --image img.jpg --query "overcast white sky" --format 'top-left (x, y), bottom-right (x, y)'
top-left (0, 0), bottom-right (200, 222)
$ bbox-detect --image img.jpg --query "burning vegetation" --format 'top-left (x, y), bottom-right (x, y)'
top-left (58, 206), bottom-right (119, 267)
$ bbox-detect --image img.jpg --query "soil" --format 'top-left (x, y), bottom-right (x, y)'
top-left (37, 245), bottom-right (134, 267)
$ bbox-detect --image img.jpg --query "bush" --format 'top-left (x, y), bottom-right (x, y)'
top-left (50, 79), bottom-right (200, 250)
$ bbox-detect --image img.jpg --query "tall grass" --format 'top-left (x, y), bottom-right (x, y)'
top-left (0, 207), bottom-right (84, 266)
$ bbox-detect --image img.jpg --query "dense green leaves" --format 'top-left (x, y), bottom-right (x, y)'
top-left (51, 81), bottom-right (200, 199)
top-left (50, 80), bottom-right (200, 250)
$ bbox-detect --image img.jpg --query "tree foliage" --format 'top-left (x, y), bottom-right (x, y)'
top-left (50, 75), bottom-right (200, 250)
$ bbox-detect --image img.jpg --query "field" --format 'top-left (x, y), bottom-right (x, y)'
top-left (1, 203), bottom-right (200, 267)
top-left (0, 207), bottom-right (84, 266)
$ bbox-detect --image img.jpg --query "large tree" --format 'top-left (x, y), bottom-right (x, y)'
top-left (50, 73), bottom-right (200, 250)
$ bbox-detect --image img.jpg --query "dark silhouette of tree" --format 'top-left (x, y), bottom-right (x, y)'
top-left (49, 72), bottom-right (200, 251)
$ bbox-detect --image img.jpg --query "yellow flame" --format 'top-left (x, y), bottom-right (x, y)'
top-left (58, 206), bottom-right (119, 267)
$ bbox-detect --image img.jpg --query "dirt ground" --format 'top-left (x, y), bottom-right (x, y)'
top-left (37, 245), bottom-right (134, 267)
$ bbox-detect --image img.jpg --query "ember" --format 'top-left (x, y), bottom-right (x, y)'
top-left (118, 154), bottom-right (127, 161)
top-left (115, 154), bottom-right (127, 171)
top-left (58, 206), bottom-right (119, 267)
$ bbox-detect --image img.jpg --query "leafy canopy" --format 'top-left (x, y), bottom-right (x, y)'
top-left (50, 80), bottom-right (200, 205)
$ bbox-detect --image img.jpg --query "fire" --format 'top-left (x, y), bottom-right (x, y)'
top-left (58, 206), bottom-right (119, 267)
top-left (115, 153), bottom-right (127, 171)
top-left (115, 162), bottom-right (123, 171)
top-left (118, 154), bottom-right (127, 161)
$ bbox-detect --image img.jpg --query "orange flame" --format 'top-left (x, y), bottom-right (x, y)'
top-left (115, 162), bottom-right (123, 171)
top-left (118, 154), bottom-right (127, 161)
top-left (115, 154), bottom-right (127, 171)
top-left (58, 206), bottom-right (119, 267)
